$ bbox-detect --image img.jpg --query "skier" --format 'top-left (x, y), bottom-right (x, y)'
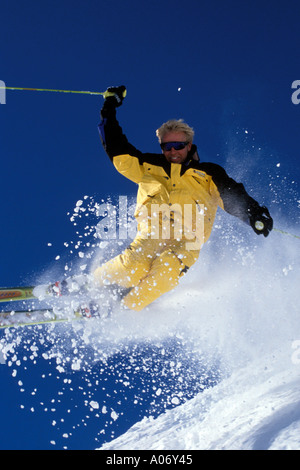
top-left (91, 86), bottom-right (273, 312)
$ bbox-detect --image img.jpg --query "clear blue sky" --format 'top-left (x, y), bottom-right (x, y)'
top-left (0, 0), bottom-right (299, 449)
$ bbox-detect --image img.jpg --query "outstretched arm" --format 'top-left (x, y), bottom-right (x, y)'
top-left (205, 162), bottom-right (273, 237)
top-left (222, 178), bottom-right (273, 237)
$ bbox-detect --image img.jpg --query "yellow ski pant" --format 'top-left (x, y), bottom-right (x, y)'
top-left (93, 237), bottom-right (200, 311)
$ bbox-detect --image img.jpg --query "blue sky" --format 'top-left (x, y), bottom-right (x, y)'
top-left (0, 0), bottom-right (299, 450)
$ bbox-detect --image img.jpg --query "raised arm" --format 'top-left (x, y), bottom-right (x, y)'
top-left (98, 86), bottom-right (142, 161)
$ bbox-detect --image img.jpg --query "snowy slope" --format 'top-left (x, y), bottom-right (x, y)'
top-left (100, 356), bottom-right (300, 450)
top-left (98, 220), bottom-right (300, 451)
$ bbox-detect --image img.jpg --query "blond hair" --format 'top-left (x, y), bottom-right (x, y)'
top-left (156, 119), bottom-right (194, 143)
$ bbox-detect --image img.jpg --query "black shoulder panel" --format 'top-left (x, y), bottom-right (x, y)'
top-left (197, 162), bottom-right (260, 223)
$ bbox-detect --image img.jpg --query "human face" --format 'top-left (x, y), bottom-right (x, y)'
top-left (161, 131), bottom-right (192, 164)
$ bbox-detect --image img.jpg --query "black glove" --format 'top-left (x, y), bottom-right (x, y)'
top-left (103, 85), bottom-right (126, 107)
top-left (249, 206), bottom-right (273, 237)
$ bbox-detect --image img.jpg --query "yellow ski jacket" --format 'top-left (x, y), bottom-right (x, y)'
top-left (99, 107), bottom-right (262, 246)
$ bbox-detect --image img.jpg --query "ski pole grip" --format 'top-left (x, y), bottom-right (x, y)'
top-left (255, 221), bottom-right (265, 231)
top-left (103, 88), bottom-right (127, 100)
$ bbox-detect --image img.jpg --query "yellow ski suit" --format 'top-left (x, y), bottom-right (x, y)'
top-left (94, 105), bottom-right (263, 311)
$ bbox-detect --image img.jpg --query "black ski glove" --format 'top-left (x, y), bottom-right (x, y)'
top-left (249, 206), bottom-right (273, 237)
top-left (103, 85), bottom-right (127, 107)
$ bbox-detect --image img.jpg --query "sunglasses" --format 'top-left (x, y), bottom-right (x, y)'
top-left (160, 141), bottom-right (189, 151)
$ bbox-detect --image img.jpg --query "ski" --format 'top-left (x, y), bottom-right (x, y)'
top-left (0, 305), bottom-right (93, 329)
top-left (0, 286), bottom-right (37, 303)
top-left (0, 278), bottom-right (90, 303)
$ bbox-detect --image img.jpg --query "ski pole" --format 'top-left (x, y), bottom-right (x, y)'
top-left (0, 86), bottom-right (126, 99)
top-left (255, 221), bottom-right (300, 240)
top-left (273, 228), bottom-right (300, 240)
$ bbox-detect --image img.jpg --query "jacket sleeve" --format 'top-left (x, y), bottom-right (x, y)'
top-left (204, 163), bottom-right (263, 225)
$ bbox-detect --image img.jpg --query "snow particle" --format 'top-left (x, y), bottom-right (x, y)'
top-left (171, 396), bottom-right (180, 405)
top-left (111, 410), bottom-right (119, 421)
top-left (90, 401), bottom-right (100, 410)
